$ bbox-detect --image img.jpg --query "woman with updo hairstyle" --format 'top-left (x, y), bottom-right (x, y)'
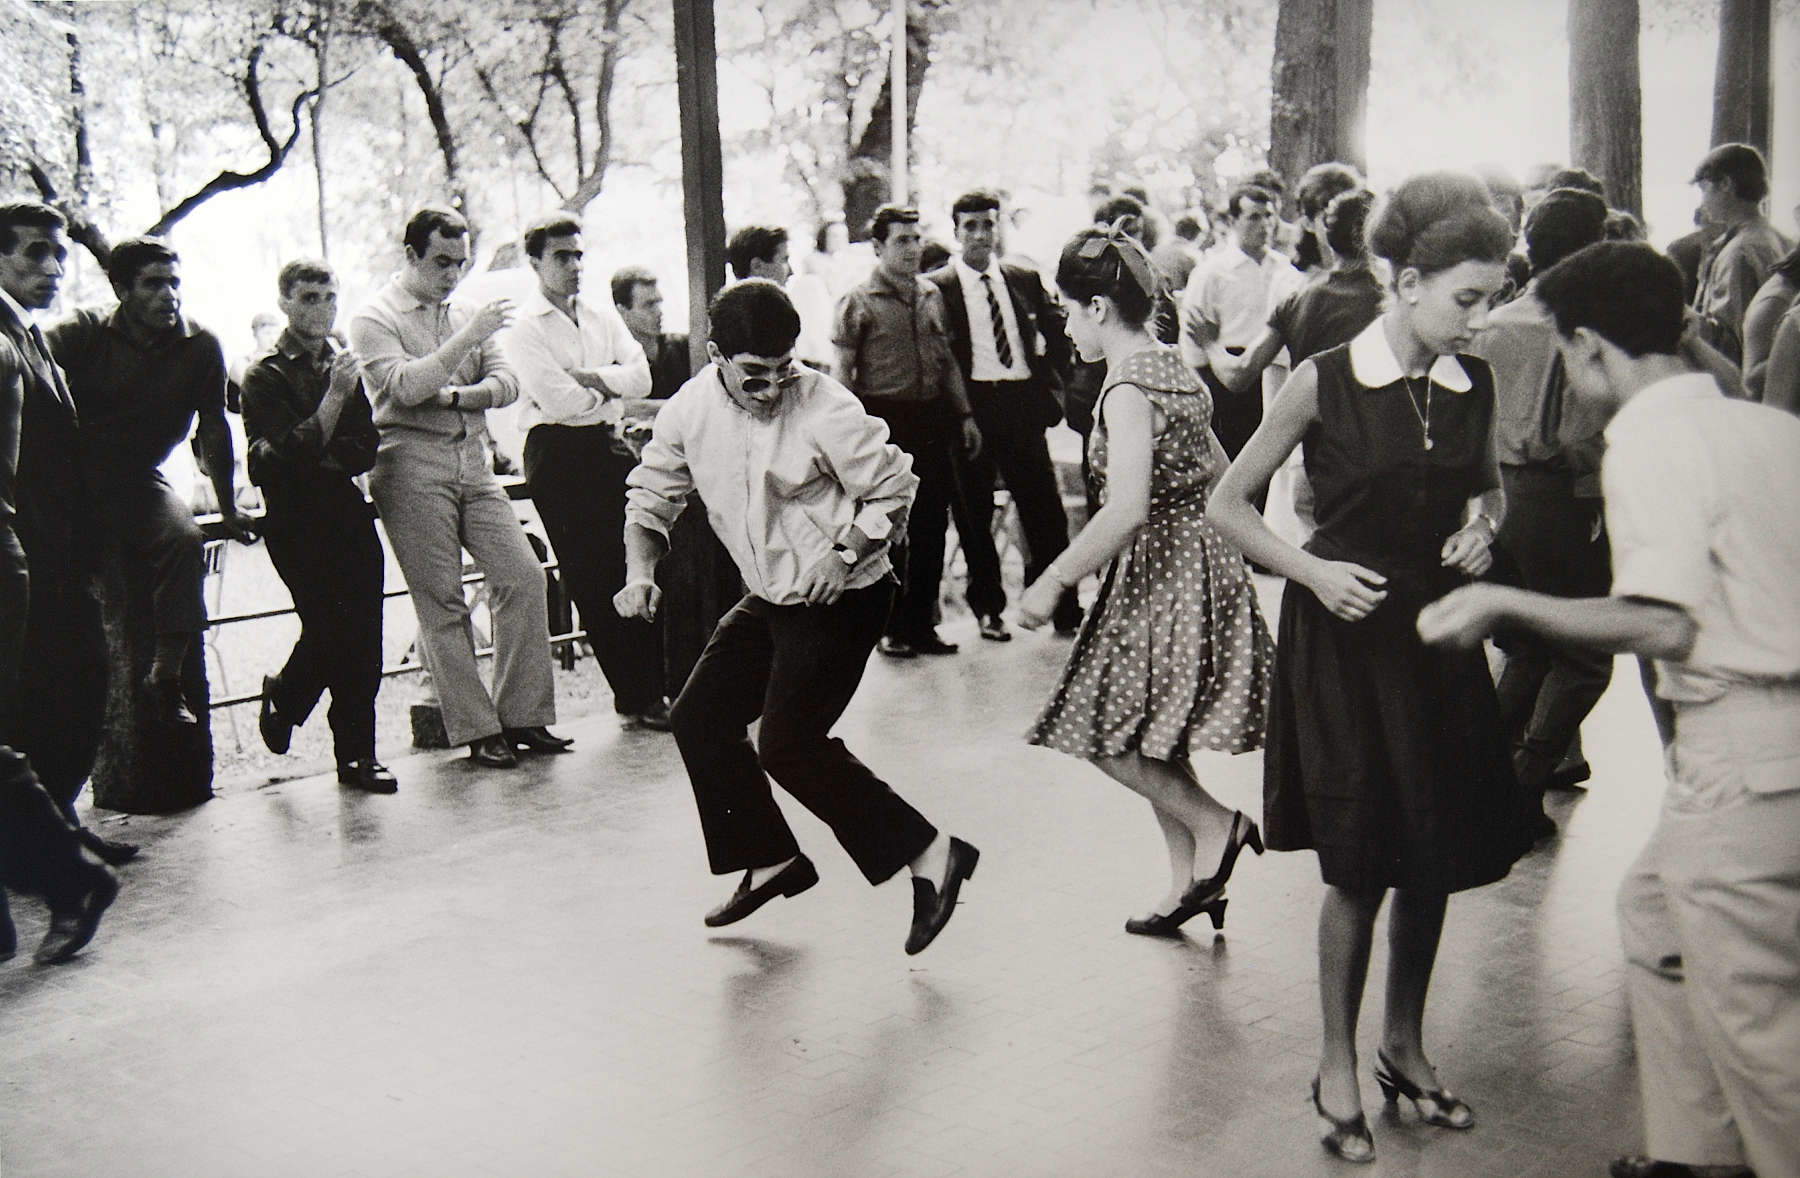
top-left (1021, 225), bottom-right (1274, 939)
top-left (1209, 171), bottom-right (1530, 1164)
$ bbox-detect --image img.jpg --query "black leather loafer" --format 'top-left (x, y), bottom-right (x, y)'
top-left (977, 614), bottom-right (1011, 642)
top-left (34, 867), bottom-right (119, 965)
top-left (338, 760), bottom-right (399, 794)
top-left (79, 827), bottom-right (140, 866)
top-left (877, 636), bottom-right (917, 658)
top-left (504, 725), bottom-right (575, 754)
top-left (619, 701), bottom-right (673, 732)
top-left (143, 672), bottom-right (197, 726)
top-left (259, 676), bottom-right (293, 754)
top-left (704, 855), bottom-right (818, 927)
top-left (911, 633), bottom-right (960, 655)
top-left (905, 836), bottom-right (979, 955)
top-left (467, 734), bottom-right (518, 769)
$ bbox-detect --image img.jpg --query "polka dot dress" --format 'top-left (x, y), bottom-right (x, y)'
top-left (1027, 346), bottom-right (1273, 762)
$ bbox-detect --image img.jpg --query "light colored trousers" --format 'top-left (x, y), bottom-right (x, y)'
top-left (1617, 683), bottom-right (1800, 1178)
top-left (370, 437), bottom-right (556, 747)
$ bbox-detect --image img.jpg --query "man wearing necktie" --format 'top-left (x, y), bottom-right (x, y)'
top-left (928, 190), bottom-right (1080, 638)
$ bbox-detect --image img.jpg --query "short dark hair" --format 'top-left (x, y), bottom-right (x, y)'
top-left (1546, 167), bottom-right (1605, 199)
top-left (950, 189), bottom-right (1003, 226)
top-left (1245, 167), bottom-right (1287, 198)
top-left (1693, 142), bottom-right (1769, 203)
top-left (403, 206), bottom-right (469, 257)
top-left (1092, 194), bottom-right (1144, 229)
top-left (277, 258), bottom-right (334, 298)
top-left (1603, 209), bottom-right (1645, 242)
top-left (1523, 188), bottom-right (1608, 275)
top-left (610, 265), bottom-right (657, 309)
top-left (868, 205), bottom-right (919, 244)
top-left (1366, 171), bottom-right (1513, 277)
top-left (1323, 189), bottom-right (1376, 262)
top-left (107, 236), bottom-right (179, 290)
top-left (1055, 227), bottom-right (1155, 328)
top-left (1296, 163), bottom-right (1362, 221)
top-left (1225, 184), bottom-right (1278, 220)
top-left (727, 225), bottom-right (789, 278)
top-left (919, 239), bottom-right (952, 273)
top-left (1533, 241), bottom-right (1684, 358)
top-left (0, 199), bottom-right (65, 253)
top-left (708, 278), bottom-right (800, 358)
top-left (1172, 210), bottom-right (1205, 241)
top-left (523, 214), bottom-right (582, 259)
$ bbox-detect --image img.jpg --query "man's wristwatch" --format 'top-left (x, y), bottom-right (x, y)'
top-left (834, 544), bottom-right (860, 566)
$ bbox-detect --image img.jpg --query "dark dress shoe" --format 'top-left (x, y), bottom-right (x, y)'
top-left (704, 855), bottom-right (818, 927)
top-left (35, 867), bottom-right (119, 965)
top-left (977, 613), bottom-right (1012, 642)
top-left (467, 735), bottom-right (518, 769)
top-left (79, 827), bottom-right (140, 866)
top-left (338, 760), bottom-right (399, 793)
top-left (905, 836), bottom-right (979, 955)
top-left (1548, 760), bottom-right (1593, 791)
top-left (1610, 1157), bottom-right (1755, 1178)
top-left (877, 636), bottom-right (917, 658)
top-left (620, 701), bottom-right (673, 732)
top-left (258, 676), bottom-right (293, 754)
top-left (142, 672), bottom-right (197, 726)
top-left (505, 725), bottom-right (575, 753)
top-left (911, 632), bottom-right (960, 655)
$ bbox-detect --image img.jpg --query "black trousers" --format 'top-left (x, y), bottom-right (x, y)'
top-left (954, 381), bottom-right (1079, 626)
top-left (525, 425), bottom-right (663, 714)
top-left (0, 745), bottom-right (94, 918)
top-left (263, 485), bottom-right (385, 765)
top-left (1493, 465), bottom-right (1614, 791)
top-left (96, 469), bottom-right (207, 636)
top-left (669, 581), bottom-right (937, 885)
top-left (8, 581), bottom-right (107, 822)
top-left (1199, 354), bottom-right (1267, 513)
top-left (862, 398), bottom-right (955, 643)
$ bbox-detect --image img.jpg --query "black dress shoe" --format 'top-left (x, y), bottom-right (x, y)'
top-left (78, 827), bottom-right (140, 866)
top-left (620, 701), bottom-right (673, 732)
top-left (467, 735), bottom-right (518, 769)
top-left (977, 613), bottom-right (1011, 642)
top-left (34, 867), bottom-right (118, 965)
top-left (911, 632), bottom-right (960, 655)
top-left (1548, 760), bottom-right (1593, 791)
top-left (504, 725), bottom-right (575, 754)
top-left (338, 760), bottom-right (398, 794)
top-left (877, 636), bottom-right (916, 658)
top-left (704, 855), bottom-right (818, 927)
top-left (1609, 1157), bottom-right (1755, 1178)
top-left (142, 672), bottom-right (197, 726)
top-left (258, 676), bottom-right (293, 754)
top-left (906, 836), bottom-right (979, 955)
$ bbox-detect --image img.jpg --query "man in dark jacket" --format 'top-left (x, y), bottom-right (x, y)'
top-left (241, 260), bottom-right (393, 792)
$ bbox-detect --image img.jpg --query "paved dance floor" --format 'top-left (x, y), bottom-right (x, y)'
top-left (1, 591), bottom-right (1668, 1178)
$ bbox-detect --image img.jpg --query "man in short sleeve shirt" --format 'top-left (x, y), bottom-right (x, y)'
top-left (1420, 242), bottom-right (1800, 1178)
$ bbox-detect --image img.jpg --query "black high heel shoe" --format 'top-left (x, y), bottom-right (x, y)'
top-left (1123, 893), bottom-right (1228, 937)
top-left (1373, 1049), bottom-right (1475, 1129)
top-left (1310, 1076), bottom-right (1374, 1164)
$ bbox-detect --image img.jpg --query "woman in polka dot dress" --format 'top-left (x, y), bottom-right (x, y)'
top-left (1020, 226), bottom-right (1274, 937)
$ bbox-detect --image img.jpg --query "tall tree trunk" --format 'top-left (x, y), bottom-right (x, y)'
top-left (843, 1), bottom-right (931, 242)
top-left (1568, 0), bottom-right (1642, 215)
top-left (1711, 0), bottom-right (1771, 154)
top-left (561, 0), bottom-right (627, 213)
top-left (1269, 0), bottom-right (1372, 187)
top-left (312, 2), bottom-right (331, 258)
top-left (366, 13), bottom-right (471, 228)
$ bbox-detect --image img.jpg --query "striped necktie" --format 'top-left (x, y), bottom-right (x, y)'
top-left (981, 273), bottom-right (1013, 370)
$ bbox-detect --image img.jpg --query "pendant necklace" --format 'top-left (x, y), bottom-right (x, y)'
top-left (1403, 372), bottom-right (1434, 451)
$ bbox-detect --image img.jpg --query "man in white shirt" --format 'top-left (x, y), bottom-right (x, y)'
top-left (1181, 183), bottom-right (1302, 461)
top-left (617, 279), bottom-right (978, 956)
top-left (1419, 242), bottom-right (1800, 1178)
top-left (504, 214), bottom-right (665, 731)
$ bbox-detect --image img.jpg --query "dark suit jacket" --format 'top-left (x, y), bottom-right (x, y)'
top-left (0, 300), bottom-right (92, 589)
top-left (927, 261), bottom-right (1072, 429)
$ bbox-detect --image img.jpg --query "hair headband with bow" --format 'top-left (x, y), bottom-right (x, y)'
top-left (1078, 219), bottom-right (1160, 301)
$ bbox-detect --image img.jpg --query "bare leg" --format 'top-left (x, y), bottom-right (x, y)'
top-left (1380, 888), bottom-right (1449, 1081)
top-left (1319, 885), bottom-right (1384, 1117)
top-left (1142, 802), bottom-right (1199, 914)
top-left (1095, 752), bottom-right (1234, 892)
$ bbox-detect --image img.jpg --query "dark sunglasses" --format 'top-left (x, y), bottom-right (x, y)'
top-left (731, 359), bottom-right (802, 393)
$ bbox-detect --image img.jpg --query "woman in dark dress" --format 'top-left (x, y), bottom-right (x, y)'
top-left (1209, 172), bottom-right (1529, 1164)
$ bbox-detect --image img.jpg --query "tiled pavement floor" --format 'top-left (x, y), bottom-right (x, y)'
top-left (1, 586), bottom-right (1670, 1178)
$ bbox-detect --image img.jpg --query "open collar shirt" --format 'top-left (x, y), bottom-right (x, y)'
top-left (239, 329), bottom-right (379, 501)
top-left (832, 265), bottom-right (963, 407)
top-left (625, 364), bottom-right (918, 606)
top-left (347, 275), bottom-right (518, 448)
top-left (1180, 245), bottom-right (1302, 369)
top-left (1603, 372), bottom-right (1800, 702)
top-left (503, 286), bottom-right (651, 434)
top-left (950, 255), bottom-right (1032, 383)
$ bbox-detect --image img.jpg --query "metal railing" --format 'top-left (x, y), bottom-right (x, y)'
top-left (198, 477), bottom-right (588, 710)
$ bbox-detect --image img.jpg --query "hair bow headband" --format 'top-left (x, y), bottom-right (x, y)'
top-left (1077, 219), bottom-right (1159, 300)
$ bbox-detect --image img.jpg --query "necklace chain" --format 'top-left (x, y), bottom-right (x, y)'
top-left (1403, 373), bottom-right (1434, 451)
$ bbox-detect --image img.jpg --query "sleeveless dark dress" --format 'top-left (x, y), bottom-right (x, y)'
top-left (1264, 340), bottom-right (1530, 893)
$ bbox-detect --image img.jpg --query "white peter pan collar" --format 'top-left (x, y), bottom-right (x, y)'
top-left (1347, 318), bottom-right (1472, 392)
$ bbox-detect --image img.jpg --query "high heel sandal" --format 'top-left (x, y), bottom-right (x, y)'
top-left (1310, 1076), bottom-right (1375, 1164)
top-left (1123, 892), bottom-right (1228, 937)
top-left (1196, 811), bottom-right (1264, 895)
top-left (1373, 1049), bottom-right (1475, 1129)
